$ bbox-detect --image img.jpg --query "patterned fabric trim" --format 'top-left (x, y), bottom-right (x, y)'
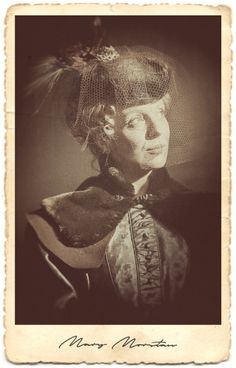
top-left (106, 213), bottom-right (139, 306)
top-left (105, 204), bottom-right (189, 308)
top-left (129, 205), bottom-right (163, 306)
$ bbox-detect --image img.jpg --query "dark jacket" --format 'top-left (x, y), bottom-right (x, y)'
top-left (16, 168), bottom-right (221, 324)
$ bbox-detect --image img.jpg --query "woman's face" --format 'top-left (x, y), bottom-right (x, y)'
top-left (109, 95), bottom-right (170, 171)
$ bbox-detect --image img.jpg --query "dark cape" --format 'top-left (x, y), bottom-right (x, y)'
top-left (16, 167), bottom-right (221, 325)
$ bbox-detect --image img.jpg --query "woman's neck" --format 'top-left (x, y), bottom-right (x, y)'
top-left (132, 171), bottom-right (152, 195)
top-left (107, 157), bottom-right (152, 194)
top-left (112, 158), bottom-right (151, 183)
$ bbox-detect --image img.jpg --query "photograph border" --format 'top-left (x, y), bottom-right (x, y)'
top-left (5, 3), bottom-right (231, 364)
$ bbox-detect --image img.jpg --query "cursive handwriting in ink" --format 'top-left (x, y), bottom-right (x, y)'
top-left (111, 336), bottom-right (177, 349)
top-left (59, 335), bottom-right (107, 350)
top-left (58, 335), bottom-right (177, 350)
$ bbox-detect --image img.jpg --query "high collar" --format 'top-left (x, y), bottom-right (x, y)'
top-left (39, 166), bottom-right (194, 250)
top-left (86, 166), bottom-right (185, 198)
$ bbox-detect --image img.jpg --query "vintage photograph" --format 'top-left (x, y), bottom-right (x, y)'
top-left (4, 3), bottom-right (232, 363)
top-left (15, 14), bottom-right (222, 326)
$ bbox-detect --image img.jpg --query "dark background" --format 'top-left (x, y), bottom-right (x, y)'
top-left (15, 16), bottom-right (221, 242)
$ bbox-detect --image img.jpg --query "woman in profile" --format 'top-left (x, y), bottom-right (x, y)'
top-left (17, 44), bottom-right (220, 324)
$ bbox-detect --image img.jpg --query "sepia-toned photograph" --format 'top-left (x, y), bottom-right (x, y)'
top-left (15, 14), bottom-right (221, 325)
top-left (4, 4), bottom-right (231, 364)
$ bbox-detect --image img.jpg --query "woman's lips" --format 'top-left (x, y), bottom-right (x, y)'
top-left (145, 145), bottom-right (164, 154)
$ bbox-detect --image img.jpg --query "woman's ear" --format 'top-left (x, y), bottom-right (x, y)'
top-left (103, 123), bottom-right (115, 136)
top-left (103, 114), bottom-right (115, 137)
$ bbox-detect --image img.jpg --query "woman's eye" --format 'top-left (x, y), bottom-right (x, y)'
top-left (126, 114), bottom-right (145, 128)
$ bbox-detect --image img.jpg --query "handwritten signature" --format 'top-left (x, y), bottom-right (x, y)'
top-left (58, 335), bottom-right (177, 350)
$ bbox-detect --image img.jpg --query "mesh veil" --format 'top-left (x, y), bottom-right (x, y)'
top-left (26, 45), bottom-right (219, 168)
top-left (65, 46), bottom-right (179, 161)
top-left (74, 46), bottom-right (175, 120)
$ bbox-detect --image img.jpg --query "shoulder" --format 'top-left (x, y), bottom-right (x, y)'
top-left (150, 190), bottom-right (220, 240)
top-left (162, 190), bottom-right (220, 222)
top-left (76, 175), bottom-right (103, 191)
top-left (26, 208), bottom-right (113, 269)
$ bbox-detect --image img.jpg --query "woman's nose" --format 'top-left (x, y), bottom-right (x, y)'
top-left (145, 116), bottom-right (160, 140)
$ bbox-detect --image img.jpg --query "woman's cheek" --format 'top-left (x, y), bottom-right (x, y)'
top-left (125, 137), bottom-right (145, 157)
top-left (162, 119), bottom-right (170, 139)
top-left (123, 129), bottom-right (146, 146)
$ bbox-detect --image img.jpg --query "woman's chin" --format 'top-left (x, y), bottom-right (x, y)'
top-left (140, 156), bottom-right (167, 170)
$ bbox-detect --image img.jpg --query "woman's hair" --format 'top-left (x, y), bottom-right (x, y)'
top-left (26, 45), bottom-right (175, 159)
top-left (64, 45), bottom-right (175, 158)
